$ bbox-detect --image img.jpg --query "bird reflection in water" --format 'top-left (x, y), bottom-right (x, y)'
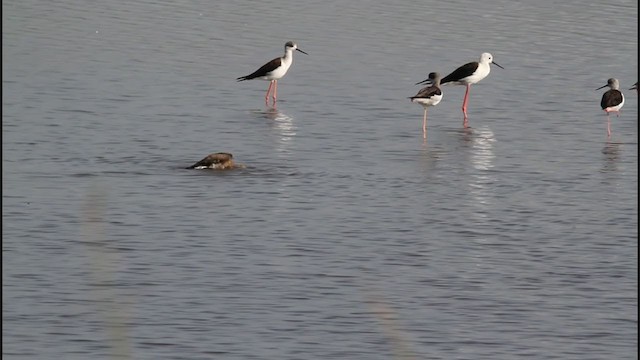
top-left (464, 126), bottom-right (497, 223)
top-left (260, 107), bottom-right (296, 155)
top-left (601, 140), bottom-right (621, 173)
top-left (419, 142), bottom-right (444, 173)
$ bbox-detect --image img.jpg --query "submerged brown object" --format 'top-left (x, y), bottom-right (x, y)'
top-left (186, 153), bottom-right (238, 170)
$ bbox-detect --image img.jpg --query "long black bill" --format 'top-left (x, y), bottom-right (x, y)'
top-left (296, 48), bottom-right (309, 55)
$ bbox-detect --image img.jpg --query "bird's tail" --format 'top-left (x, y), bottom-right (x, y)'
top-left (236, 74), bottom-right (256, 82)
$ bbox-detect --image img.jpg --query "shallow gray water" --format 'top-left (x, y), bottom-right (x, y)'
top-left (3, 0), bottom-right (638, 359)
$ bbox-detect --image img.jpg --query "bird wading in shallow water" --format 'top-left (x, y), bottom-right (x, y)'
top-left (410, 72), bottom-right (443, 140)
top-left (417, 53), bottom-right (503, 128)
top-left (597, 78), bottom-right (624, 138)
top-left (237, 41), bottom-right (308, 107)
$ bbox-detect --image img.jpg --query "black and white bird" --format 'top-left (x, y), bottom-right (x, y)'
top-left (416, 53), bottom-right (503, 128)
top-left (186, 153), bottom-right (239, 170)
top-left (596, 78), bottom-right (625, 138)
top-left (410, 72), bottom-right (443, 139)
top-left (237, 41), bottom-right (308, 107)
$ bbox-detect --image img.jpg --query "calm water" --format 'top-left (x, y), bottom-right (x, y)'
top-left (3, 0), bottom-right (638, 359)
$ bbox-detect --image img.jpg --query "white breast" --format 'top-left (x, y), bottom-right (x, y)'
top-left (412, 93), bottom-right (443, 108)
top-left (464, 63), bottom-right (490, 84)
top-left (267, 59), bottom-right (292, 80)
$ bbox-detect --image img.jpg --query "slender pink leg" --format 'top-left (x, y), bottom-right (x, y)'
top-left (607, 116), bottom-right (611, 137)
top-left (422, 108), bottom-right (428, 139)
top-left (462, 84), bottom-right (471, 127)
top-left (265, 81), bottom-right (274, 105)
top-left (272, 80), bottom-right (278, 105)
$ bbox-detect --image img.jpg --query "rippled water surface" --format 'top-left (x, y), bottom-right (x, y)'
top-left (3, 0), bottom-right (638, 359)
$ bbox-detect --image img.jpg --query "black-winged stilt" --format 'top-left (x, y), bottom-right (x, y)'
top-left (417, 53), bottom-right (503, 128)
top-left (410, 72), bottom-right (443, 139)
top-left (237, 41), bottom-right (308, 107)
top-left (597, 78), bottom-right (625, 138)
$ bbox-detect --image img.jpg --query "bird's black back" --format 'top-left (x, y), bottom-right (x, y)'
top-left (601, 89), bottom-right (623, 109)
top-left (237, 57), bottom-right (282, 81)
top-left (440, 62), bottom-right (478, 85)
top-left (410, 85), bottom-right (442, 100)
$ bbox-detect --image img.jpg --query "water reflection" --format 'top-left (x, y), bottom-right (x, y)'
top-left (469, 127), bottom-right (496, 171)
top-left (458, 126), bottom-right (475, 145)
top-left (464, 126), bottom-right (496, 222)
top-left (419, 142), bottom-right (444, 174)
top-left (601, 140), bottom-right (622, 174)
top-left (259, 107), bottom-right (296, 156)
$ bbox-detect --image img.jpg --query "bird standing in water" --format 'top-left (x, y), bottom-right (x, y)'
top-left (597, 78), bottom-right (624, 138)
top-left (410, 72), bottom-right (443, 139)
top-left (237, 41), bottom-right (308, 107)
top-left (416, 53), bottom-right (503, 128)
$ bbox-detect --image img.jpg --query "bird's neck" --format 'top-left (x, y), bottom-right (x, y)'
top-left (282, 49), bottom-right (294, 63)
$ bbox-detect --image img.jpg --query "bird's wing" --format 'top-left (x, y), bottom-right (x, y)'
top-left (601, 90), bottom-right (623, 109)
top-left (411, 85), bottom-right (442, 99)
top-left (440, 61), bottom-right (477, 84)
top-left (237, 57), bottom-right (282, 81)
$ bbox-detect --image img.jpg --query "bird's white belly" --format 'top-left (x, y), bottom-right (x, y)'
top-left (462, 65), bottom-right (490, 84)
top-left (412, 93), bottom-right (443, 107)
top-left (264, 61), bottom-right (292, 80)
